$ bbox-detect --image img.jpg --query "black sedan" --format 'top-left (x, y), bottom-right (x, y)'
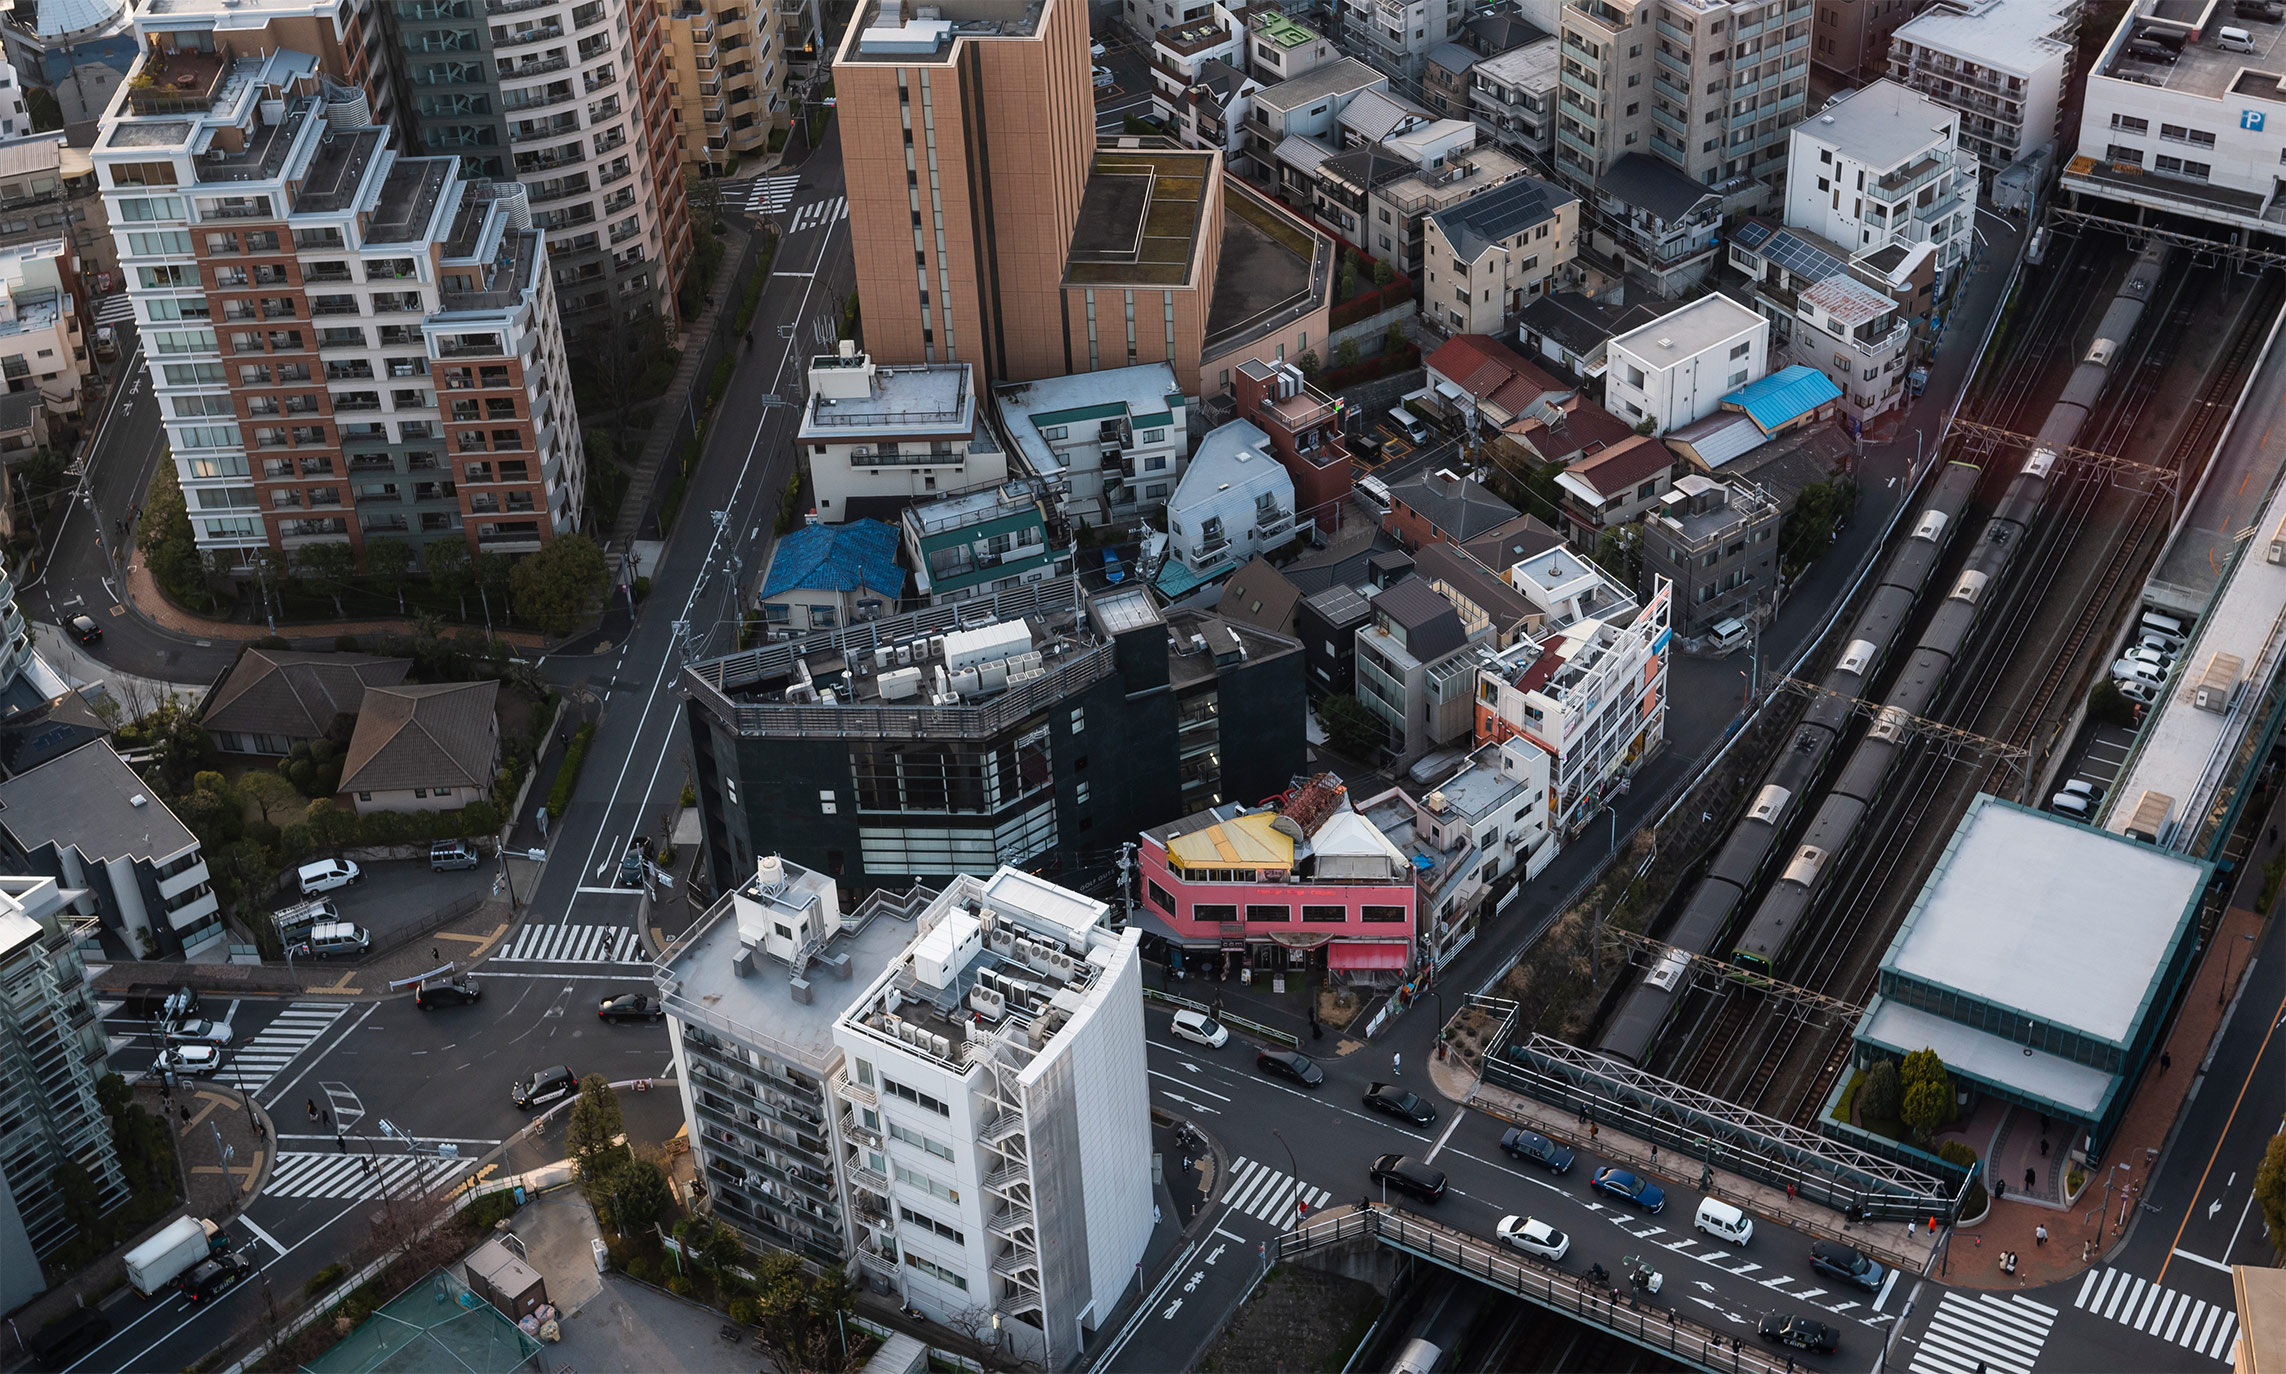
top-left (597, 993), bottom-right (665, 1022)
top-left (1808, 1239), bottom-right (1885, 1292)
top-left (69, 614), bottom-right (102, 644)
top-left (1759, 1313), bottom-right (1839, 1354)
top-left (1498, 1127), bottom-right (1574, 1174)
top-left (1362, 1083), bottom-right (1437, 1126)
top-left (1256, 1050), bottom-right (1324, 1086)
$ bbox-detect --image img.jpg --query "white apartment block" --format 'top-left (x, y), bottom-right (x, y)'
top-left (0, 58), bottom-right (30, 140)
top-left (995, 362), bottom-right (1189, 530)
top-left (2062, 3), bottom-right (2286, 235)
top-left (1474, 565), bottom-right (1671, 834)
top-left (1886, 0), bottom-right (2073, 182)
top-left (1165, 419), bottom-right (1299, 576)
top-left (1604, 292), bottom-right (1767, 433)
top-left (1469, 38), bottom-right (1560, 157)
top-left (832, 867), bottom-right (1151, 1369)
top-left (1784, 79), bottom-right (1975, 279)
top-left (1358, 736), bottom-right (1554, 963)
top-left (799, 349), bottom-right (1008, 522)
top-left (1554, 0), bottom-right (1814, 198)
top-left (96, 5), bottom-right (587, 566)
top-left (0, 239), bottom-right (87, 419)
top-left (1344, 0), bottom-right (1466, 78)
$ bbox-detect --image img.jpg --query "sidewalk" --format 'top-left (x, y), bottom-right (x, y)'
top-left (120, 553), bottom-right (545, 649)
top-left (32, 624), bottom-right (207, 700)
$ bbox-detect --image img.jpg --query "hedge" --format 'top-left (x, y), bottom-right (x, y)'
top-left (1330, 277), bottom-right (1414, 330)
top-left (280, 800), bottom-right (505, 861)
top-left (1317, 344), bottom-right (1421, 391)
top-left (547, 723), bottom-right (597, 818)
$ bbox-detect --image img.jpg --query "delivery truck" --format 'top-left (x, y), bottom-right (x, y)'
top-left (124, 1216), bottom-right (223, 1296)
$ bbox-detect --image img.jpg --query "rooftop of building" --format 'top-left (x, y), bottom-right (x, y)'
top-left (1883, 795), bottom-right (2204, 1045)
top-left (1204, 178), bottom-right (1332, 359)
top-left (1725, 364), bottom-right (1842, 432)
top-left (1426, 40), bottom-right (1478, 75)
top-left (1470, 35), bottom-right (1559, 85)
top-left (843, 0), bottom-right (1047, 60)
top-left (1516, 290), bottom-right (1665, 365)
top-left (1337, 88), bottom-right (1439, 145)
top-left (838, 868), bottom-right (1119, 1072)
top-left (660, 857), bottom-right (932, 1067)
top-left (1463, 10), bottom-right (1551, 53)
top-left (993, 362), bottom-right (1185, 479)
top-left (439, 226), bottom-right (540, 315)
top-left (1367, 575), bottom-right (1470, 662)
top-left (1251, 55), bottom-right (1383, 111)
top-left (0, 740), bottom-right (199, 862)
top-left (367, 155), bottom-right (452, 243)
top-left (800, 355), bottom-right (978, 437)
top-left (1799, 78), bottom-right (1960, 168)
top-left (294, 125), bottom-right (383, 215)
top-left (2098, 5), bottom-right (2272, 102)
top-left (1251, 6), bottom-right (1323, 47)
top-left (1558, 432), bottom-right (1674, 500)
top-left (1157, 12), bottom-right (1240, 53)
top-left (1429, 175), bottom-right (1574, 261)
top-left (1610, 293), bottom-right (1764, 361)
top-left (1170, 419), bottom-right (1293, 508)
top-left (1891, 0), bottom-right (2075, 72)
top-left (1214, 556), bottom-right (1304, 636)
top-left (760, 519), bottom-right (904, 600)
top-left (1800, 272), bottom-right (1897, 328)
top-left (1067, 146), bottom-right (1216, 287)
top-left (1388, 468), bottom-right (1520, 540)
top-left (1424, 333), bottom-right (1566, 416)
top-left (1412, 540), bottom-right (1537, 631)
top-left (1375, 143), bottom-right (1529, 213)
top-left (900, 479), bottom-right (1047, 540)
top-left (1460, 512), bottom-right (1564, 571)
top-left (1507, 544), bottom-right (1639, 628)
top-left (1647, 472), bottom-right (1778, 547)
top-left (1596, 152), bottom-right (1720, 224)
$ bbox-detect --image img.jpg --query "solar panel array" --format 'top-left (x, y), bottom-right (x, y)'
top-left (1445, 180), bottom-right (1555, 253)
top-left (1759, 229), bottom-right (1847, 282)
top-left (1730, 219), bottom-right (1774, 250)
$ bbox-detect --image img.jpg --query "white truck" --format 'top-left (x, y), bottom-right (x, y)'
top-left (124, 1216), bottom-right (222, 1296)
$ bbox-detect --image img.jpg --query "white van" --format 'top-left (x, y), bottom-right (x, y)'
top-left (1706, 617), bottom-right (1751, 654)
top-left (2140, 610), bottom-right (2188, 641)
top-left (1387, 405), bottom-right (1430, 443)
top-left (1693, 1197), bottom-right (1754, 1246)
top-left (2218, 24), bottom-right (2258, 49)
top-left (302, 921), bottom-right (371, 958)
top-left (297, 858), bottom-right (363, 895)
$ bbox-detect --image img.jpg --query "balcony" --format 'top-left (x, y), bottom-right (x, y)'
top-left (496, 23), bottom-right (567, 49)
top-left (125, 41), bottom-right (235, 115)
top-left (831, 1069), bottom-right (875, 1106)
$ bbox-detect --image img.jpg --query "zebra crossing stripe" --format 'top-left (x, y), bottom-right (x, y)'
top-left (787, 195), bottom-right (847, 233)
top-left (1216, 1156), bottom-right (1329, 1224)
top-left (746, 175), bottom-right (799, 213)
top-left (264, 1151), bottom-right (473, 1200)
top-left (2072, 1268), bottom-right (2236, 1362)
top-left (232, 1003), bottom-right (347, 1095)
top-left (94, 294), bottom-right (136, 325)
top-left (1906, 1291), bottom-right (2056, 1374)
top-left (496, 923), bottom-right (643, 963)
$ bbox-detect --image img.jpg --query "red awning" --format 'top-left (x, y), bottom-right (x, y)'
top-left (1327, 942), bottom-right (1411, 970)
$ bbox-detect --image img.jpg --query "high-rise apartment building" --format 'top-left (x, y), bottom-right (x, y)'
top-left (0, 874), bottom-right (124, 1276)
top-left (1886, 0), bottom-right (2072, 184)
top-left (0, 557), bottom-right (31, 690)
top-left (385, 0), bottom-right (690, 333)
top-left (661, 0), bottom-right (804, 169)
top-left (96, 0), bottom-right (587, 565)
top-left (1554, 0), bottom-right (1813, 199)
top-left (836, 0), bottom-right (1096, 382)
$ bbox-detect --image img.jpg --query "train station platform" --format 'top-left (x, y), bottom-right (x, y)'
top-left (2149, 295), bottom-right (2286, 614)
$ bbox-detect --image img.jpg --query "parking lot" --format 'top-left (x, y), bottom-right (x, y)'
top-left (1091, 22), bottom-right (1155, 132)
top-left (287, 856), bottom-right (493, 954)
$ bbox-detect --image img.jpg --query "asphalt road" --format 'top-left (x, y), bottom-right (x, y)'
top-left (1097, 1012), bottom-right (1905, 1372)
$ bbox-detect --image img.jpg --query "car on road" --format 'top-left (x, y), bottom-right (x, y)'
top-left (1256, 1049), bottom-right (1323, 1086)
top-left (1093, 64), bottom-right (1115, 86)
top-left (296, 858), bottom-right (363, 895)
top-left (165, 1018), bottom-right (233, 1046)
top-left (1590, 1166), bottom-right (1664, 1213)
top-left (1758, 1312), bottom-right (1839, 1354)
top-left (1808, 1239), bottom-right (1886, 1292)
top-left (1495, 1215), bottom-right (1570, 1262)
top-left (1362, 1082), bottom-right (1438, 1126)
top-left (429, 840), bottom-right (481, 871)
top-left (1168, 1009), bottom-right (1229, 1048)
top-left (415, 974), bottom-right (482, 1009)
top-left (512, 1065), bottom-right (580, 1109)
top-left (69, 614), bottom-right (103, 644)
top-left (1368, 1154), bottom-right (1447, 1202)
top-left (179, 1251), bottom-right (252, 1304)
top-left (157, 1044), bottom-right (224, 1077)
top-left (1498, 1127), bottom-right (1574, 1174)
top-left (598, 993), bottom-right (665, 1023)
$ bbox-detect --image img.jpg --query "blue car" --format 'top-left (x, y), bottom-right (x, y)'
top-left (1592, 1166), bottom-right (1665, 1213)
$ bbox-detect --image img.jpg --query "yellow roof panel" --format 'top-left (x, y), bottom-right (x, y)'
top-left (1168, 812), bottom-right (1293, 869)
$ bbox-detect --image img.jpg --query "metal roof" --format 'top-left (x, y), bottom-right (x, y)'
top-left (1723, 365), bottom-right (1841, 433)
top-left (759, 519), bottom-right (903, 600)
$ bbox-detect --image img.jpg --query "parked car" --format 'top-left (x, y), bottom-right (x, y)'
top-left (1808, 1240), bottom-right (1886, 1293)
top-left (1093, 64), bottom-right (1115, 87)
top-left (296, 858), bottom-right (363, 895)
top-left (1368, 1154), bottom-right (1447, 1202)
top-left (1498, 1127), bottom-right (1574, 1174)
top-left (1090, 38), bottom-right (1107, 56)
top-left (512, 1065), bottom-right (580, 1109)
top-left (157, 1044), bottom-right (224, 1077)
top-left (429, 840), bottom-right (481, 871)
top-left (69, 614), bottom-right (103, 644)
top-left (2138, 629), bottom-right (2184, 657)
top-left (1495, 1215), bottom-right (1570, 1262)
top-left (166, 1018), bottom-right (233, 1047)
top-left (2050, 791), bottom-right (2093, 820)
top-left (2119, 644), bottom-right (2170, 672)
top-left (597, 993), bottom-right (665, 1023)
top-left (1362, 1082), bottom-right (1438, 1126)
top-left (1759, 1312), bottom-right (1839, 1354)
top-left (1256, 1049), bottom-right (1323, 1086)
top-left (2111, 658), bottom-right (2165, 687)
top-left (415, 974), bottom-right (482, 1009)
top-left (1590, 1166), bottom-right (1664, 1213)
top-left (2117, 677), bottom-right (2159, 705)
top-left (1168, 1009), bottom-right (1229, 1048)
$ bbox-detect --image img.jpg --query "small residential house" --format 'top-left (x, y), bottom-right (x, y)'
top-left (900, 481), bottom-right (1058, 605)
top-left (1503, 392), bottom-right (1637, 468)
top-left (1384, 468), bottom-right (1520, 552)
top-left (1640, 473), bottom-right (1782, 648)
top-left (338, 681), bottom-right (501, 814)
top-left (1360, 735), bottom-right (1553, 962)
top-left (1215, 557), bottom-right (1305, 638)
top-left (1553, 433), bottom-right (1677, 543)
top-left (1355, 575), bottom-right (1481, 760)
top-left (1513, 289), bottom-right (1664, 383)
top-left (199, 648), bottom-right (413, 756)
top-left (994, 363), bottom-right (1190, 531)
top-left (1604, 295), bottom-right (1769, 435)
top-left (1421, 333), bottom-right (1567, 435)
top-left (1580, 154), bottom-right (1727, 295)
top-left (1163, 421), bottom-right (1301, 592)
top-left (1421, 175), bottom-right (1579, 334)
top-left (755, 519), bottom-right (903, 634)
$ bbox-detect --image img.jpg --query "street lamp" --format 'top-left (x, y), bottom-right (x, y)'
top-left (2218, 931), bottom-right (2257, 1006)
top-left (1272, 1128), bottom-right (1299, 1229)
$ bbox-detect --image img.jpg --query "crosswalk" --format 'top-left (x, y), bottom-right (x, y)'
top-left (494, 922), bottom-right (646, 963)
top-left (745, 174), bottom-right (799, 214)
top-left (2075, 1268), bottom-right (2238, 1362)
top-left (264, 1150), bottom-right (474, 1201)
top-left (93, 293), bottom-right (135, 326)
top-left (234, 1003), bottom-right (349, 1097)
top-left (1218, 1155), bottom-right (1331, 1226)
top-left (1907, 1290), bottom-right (2057, 1374)
top-left (787, 195), bottom-right (847, 234)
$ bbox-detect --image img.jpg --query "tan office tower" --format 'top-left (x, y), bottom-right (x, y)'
top-left (835, 0), bottom-right (1096, 383)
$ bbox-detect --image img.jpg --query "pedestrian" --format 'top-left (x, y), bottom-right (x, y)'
top-left (432, 946), bottom-right (440, 964)
top-left (2025, 1166), bottom-right (2036, 1190)
top-left (2035, 1224), bottom-right (2048, 1246)
top-left (2161, 1051), bottom-right (2172, 1072)
top-left (2083, 1239), bottom-right (2094, 1262)
top-left (321, 1109), bottom-right (330, 1129)
top-left (1392, 1051), bottom-right (1401, 1076)
top-left (1995, 1179), bottom-right (2007, 1202)
top-left (1786, 1182), bottom-right (1796, 1201)
top-left (336, 1132), bottom-right (346, 1153)
top-left (1311, 1021), bottom-right (1324, 1042)
top-left (2039, 1138), bottom-right (2049, 1157)
top-left (306, 1098), bottom-right (318, 1123)
top-left (1589, 1122), bottom-right (1599, 1141)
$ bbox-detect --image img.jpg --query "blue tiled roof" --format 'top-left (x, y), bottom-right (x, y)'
top-left (759, 519), bottom-right (903, 599)
top-left (1724, 365), bottom-right (1841, 433)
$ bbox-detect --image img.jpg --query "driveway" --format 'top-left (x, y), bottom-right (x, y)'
top-left (315, 859), bottom-right (493, 952)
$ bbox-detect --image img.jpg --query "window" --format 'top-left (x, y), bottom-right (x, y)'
top-left (1192, 903), bottom-right (1237, 924)
top-left (2153, 154), bottom-right (2210, 179)
top-left (1069, 706), bottom-right (1085, 734)
top-left (1729, 341), bottom-right (1751, 360)
top-left (1302, 905), bottom-right (1346, 923)
top-left (1148, 880), bottom-right (1176, 913)
top-left (888, 1121), bottom-right (955, 1161)
top-left (882, 1078), bottom-right (950, 1115)
top-left (903, 1251), bottom-right (967, 1289)
top-left (1246, 903), bottom-right (1291, 923)
top-left (2110, 113), bottom-right (2149, 134)
top-left (2105, 145), bottom-right (2144, 166)
top-left (1728, 369), bottom-right (1749, 386)
top-left (899, 1204), bottom-right (964, 1243)
top-left (1361, 905), bottom-right (1406, 923)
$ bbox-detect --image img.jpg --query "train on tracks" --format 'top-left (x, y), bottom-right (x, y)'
top-left (1595, 238), bottom-right (2176, 1067)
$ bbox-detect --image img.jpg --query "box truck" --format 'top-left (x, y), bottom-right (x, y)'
top-left (124, 1216), bottom-right (222, 1296)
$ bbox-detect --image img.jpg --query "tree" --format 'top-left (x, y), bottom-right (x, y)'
top-left (365, 537), bottom-right (416, 613)
top-left (293, 540), bottom-right (357, 617)
top-left (1858, 1059), bottom-right (1901, 1124)
top-left (1384, 320), bottom-right (1407, 354)
top-left (510, 534), bottom-right (610, 635)
top-left (1334, 337), bottom-right (1360, 368)
top-left (598, 1150), bottom-right (673, 1234)
top-left (1371, 258), bottom-right (1395, 287)
top-left (237, 770), bottom-right (302, 828)
top-left (1318, 694), bottom-right (1385, 761)
top-left (1297, 350), bottom-right (1322, 378)
top-left (1900, 1046), bottom-right (1947, 1090)
top-left (2089, 679), bottom-right (2139, 729)
top-left (1338, 254), bottom-right (1360, 300)
top-left (565, 1074), bottom-right (625, 1169)
top-left (1633, 413), bottom-right (1660, 436)
top-left (425, 538), bottom-right (474, 618)
top-left (749, 1249), bottom-right (858, 1374)
top-left (2257, 1128), bottom-right (2286, 1253)
top-left (1899, 1048), bottom-right (1953, 1142)
top-left (1781, 478), bottom-right (1857, 573)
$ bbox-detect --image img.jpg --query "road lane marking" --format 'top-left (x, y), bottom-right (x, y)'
top-left (1421, 1107), bottom-right (1465, 1165)
top-left (237, 1216), bottom-right (284, 1255)
top-left (1146, 1068), bottom-right (1227, 1099)
top-left (260, 1002), bottom-right (377, 1111)
top-left (2170, 1246), bottom-right (2232, 1273)
top-left (2155, 983), bottom-right (2286, 1285)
